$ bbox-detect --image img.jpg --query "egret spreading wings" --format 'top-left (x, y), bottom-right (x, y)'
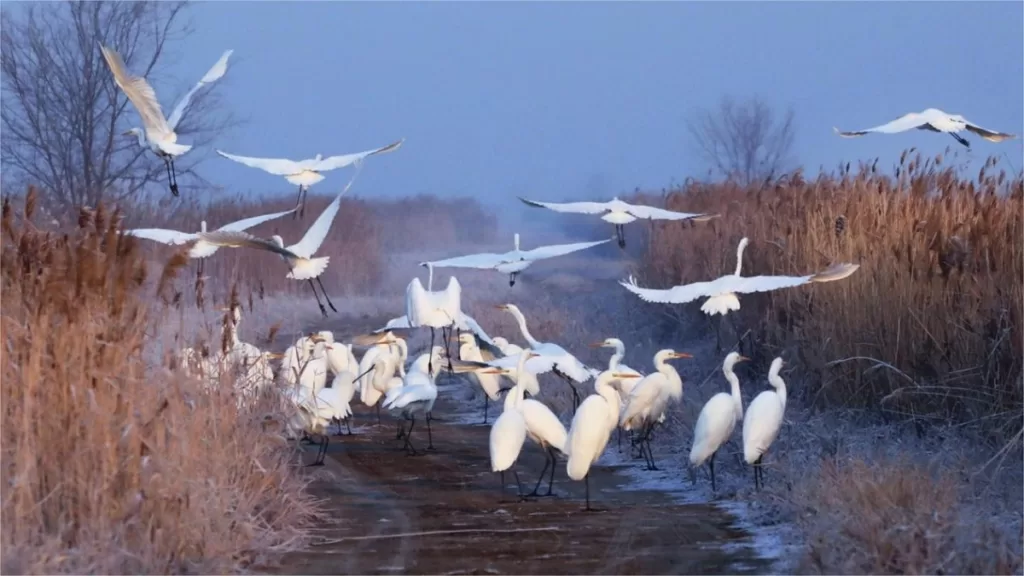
top-left (100, 44), bottom-right (232, 197)
top-left (620, 237), bottom-right (860, 316)
top-left (518, 196), bottom-right (716, 248)
top-left (834, 108), bottom-right (1017, 149)
top-left (216, 138), bottom-right (404, 219)
top-left (422, 232), bottom-right (612, 286)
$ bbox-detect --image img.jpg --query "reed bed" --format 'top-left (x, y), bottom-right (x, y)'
top-left (0, 191), bottom-right (319, 574)
top-left (631, 151), bottom-right (1023, 435)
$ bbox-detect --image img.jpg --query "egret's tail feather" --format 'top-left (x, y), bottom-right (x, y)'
top-left (287, 256), bottom-right (330, 280)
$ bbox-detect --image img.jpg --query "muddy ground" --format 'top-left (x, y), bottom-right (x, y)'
top-left (259, 369), bottom-right (774, 575)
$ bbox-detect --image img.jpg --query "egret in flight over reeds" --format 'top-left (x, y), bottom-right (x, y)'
top-left (834, 108), bottom-right (1017, 149)
top-left (518, 196), bottom-right (715, 248)
top-left (620, 237), bottom-right (861, 316)
top-left (100, 45), bottom-right (233, 196)
top-left (216, 139), bottom-right (404, 219)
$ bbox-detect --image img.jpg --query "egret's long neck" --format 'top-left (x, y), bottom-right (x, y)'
top-left (656, 358), bottom-right (683, 400)
top-left (594, 374), bottom-right (621, 421)
top-left (769, 373), bottom-right (787, 410)
top-left (608, 342), bottom-right (625, 370)
top-left (507, 307), bottom-right (540, 348)
top-left (507, 353), bottom-right (530, 409)
top-left (734, 240), bottom-right (747, 276)
top-left (513, 233), bottom-right (520, 252)
top-left (724, 366), bottom-right (744, 421)
top-left (132, 129), bottom-right (146, 148)
top-left (427, 264), bottom-right (434, 291)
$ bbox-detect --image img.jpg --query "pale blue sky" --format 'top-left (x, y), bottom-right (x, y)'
top-left (167, 1), bottom-right (1023, 209)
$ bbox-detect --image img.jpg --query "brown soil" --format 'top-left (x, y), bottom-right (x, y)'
top-left (260, 373), bottom-right (772, 575)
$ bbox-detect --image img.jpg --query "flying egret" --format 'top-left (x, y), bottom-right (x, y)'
top-left (518, 196), bottom-right (716, 248)
top-left (689, 352), bottom-right (750, 492)
top-left (216, 139), bottom-right (404, 218)
top-left (394, 265), bottom-right (463, 373)
top-left (565, 369), bottom-right (643, 511)
top-left (619, 349), bottom-right (694, 470)
top-left (123, 206), bottom-right (295, 276)
top-left (99, 45), bottom-right (232, 196)
top-left (620, 237), bottom-right (860, 316)
top-left (834, 108), bottom-right (1017, 148)
top-left (422, 232), bottom-right (612, 286)
top-left (743, 357), bottom-right (787, 491)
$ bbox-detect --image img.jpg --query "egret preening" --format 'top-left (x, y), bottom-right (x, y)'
top-left (620, 237), bottom-right (860, 316)
top-left (619, 350), bottom-right (694, 470)
top-left (216, 139), bottom-right (404, 218)
top-left (565, 370), bottom-right (643, 511)
top-left (834, 108), bottom-right (1017, 149)
top-left (99, 45), bottom-right (232, 196)
top-left (123, 207), bottom-right (295, 277)
top-left (743, 357), bottom-right (787, 491)
top-left (518, 196), bottom-right (716, 249)
top-left (494, 304), bottom-right (594, 415)
top-left (422, 233), bottom-right (612, 286)
top-left (689, 352), bottom-right (750, 492)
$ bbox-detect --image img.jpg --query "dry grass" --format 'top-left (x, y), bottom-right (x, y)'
top-left (0, 191), bottom-right (320, 574)
top-left (631, 151), bottom-right (1023, 435)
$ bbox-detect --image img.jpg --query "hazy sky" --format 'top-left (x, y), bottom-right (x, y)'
top-left (162, 1), bottom-right (1022, 209)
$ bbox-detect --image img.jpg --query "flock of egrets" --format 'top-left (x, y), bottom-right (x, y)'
top-left (105, 42), bottom-right (1016, 510)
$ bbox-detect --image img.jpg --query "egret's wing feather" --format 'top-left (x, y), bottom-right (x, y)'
top-left (963, 121), bottom-right (1017, 143)
top-left (625, 204), bottom-right (713, 221)
top-left (517, 197), bottom-right (610, 215)
top-left (809, 262), bottom-right (861, 283)
top-left (619, 275), bottom-right (719, 304)
top-left (216, 207), bottom-right (297, 232)
top-left (288, 170), bottom-right (361, 258)
top-left (424, 252), bottom-right (506, 270)
top-left (216, 150), bottom-right (303, 176)
top-left (198, 230), bottom-right (299, 259)
top-left (460, 313), bottom-right (497, 349)
top-left (99, 45), bottom-right (171, 138)
top-left (167, 49), bottom-right (233, 130)
top-left (833, 112), bottom-right (926, 137)
top-left (123, 228), bottom-right (196, 245)
top-left (729, 274), bottom-right (813, 294)
top-left (312, 139), bottom-right (404, 172)
top-left (520, 238), bottom-right (612, 261)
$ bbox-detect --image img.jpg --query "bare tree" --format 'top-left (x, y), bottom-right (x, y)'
top-left (1, 1), bottom-right (233, 213)
top-left (687, 96), bottom-right (796, 186)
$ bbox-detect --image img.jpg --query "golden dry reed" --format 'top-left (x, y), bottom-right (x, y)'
top-left (1, 189), bottom-right (320, 573)
top-left (634, 151), bottom-right (1022, 432)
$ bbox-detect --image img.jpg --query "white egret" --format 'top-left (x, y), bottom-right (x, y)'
top-left (488, 352), bottom-right (535, 501)
top-left (457, 333), bottom-right (503, 423)
top-left (216, 139), bottom-right (403, 218)
top-left (589, 338), bottom-right (644, 451)
top-left (381, 346), bottom-right (445, 455)
top-left (493, 303), bottom-right (594, 414)
top-left (422, 232), bottom-right (612, 286)
top-left (565, 370), bottom-right (643, 510)
top-left (124, 207), bottom-right (295, 277)
top-left (689, 352), bottom-right (750, 492)
top-left (352, 332), bottom-right (408, 421)
top-left (619, 349), bottom-right (694, 470)
top-left (743, 357), bottom-right (787, 491)
top-left (492, 337), bottom-right (524, 357)
top-left (834, 108), bottom-right (1017, 148)
top-left (99, 45), bottom-right (232, 196)
top-left (620, 237), bottom-right (860, 316)
top-left (518, 196), bottom-right (715, 248)
top-left (397, 265), bottom-right (463, 373)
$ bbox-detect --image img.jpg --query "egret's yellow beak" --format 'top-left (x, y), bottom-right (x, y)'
top-left (669, 352), bottom-right (694, 359)
top-left (738, 355), bottom-right (752, 362)
top-left (480, 368), bottom-right (504, 375)
top-left (612, 372), bottom-right (641, 379)
top-left (266, 352), bottom-right (285, 359)
top-left (588, 341), bottom-right (608, 348)
top-left (217, 307), bottom-right (231, 312)
top-left (494, 304), bottom-right (509, 311)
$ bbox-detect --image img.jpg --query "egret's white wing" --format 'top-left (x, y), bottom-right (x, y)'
top-left (423, 252), bottom-right (508, 270)
top-left (99, 45), bottom-right (171, 138)
top-left (619, 275), bottom-right (725, 305)
top-left (197, 230), bottom-right (300, 259)
top-left (216, 150), bottom-right (304, 176)
top-left (287, 169), bottom-right (361, 258)
top-left (833, 112), bottom-right (930, 137)
top-left (216, 207), bottom-right (297, 233)
top-left (728, 274), bottom-right (814, 295)
top-left (123, 228), bottom-right (197, 245)
top-left (520, 238), bottom-right (611, 261)
top-left (489, 353), bottom-right (558, 376)
top-left (625, 204), bottom-right (712, 222)
top-left (963, 120), bottom-right (1017, 143)
top-left (518, 197), bottom-right (611, 215)
top-left (312, 139), bottom-right (405, 172)
top-left (459, 313), bottom-right (496, 348)
top-left (166, 49), bottom-right (233, 130)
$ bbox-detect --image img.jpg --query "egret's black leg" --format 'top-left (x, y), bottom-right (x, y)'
top-left (544, 447), bottom-right (557, 495)
top-left (307, 279), bottom-right (327, 317)
top-left (293, 185), bottom-right (304, 219)
top-left (482, 395), bottom-right (489, 424)
top-left (709, 451), bottom-right (716, 493)
top-left (316, 277), bottom-right (338, 312)
top-left (169, 159), bottom-right (180, 196)
top-left (616, 225), bottom-right (625, 249)
top-left (404, 416), bottom-right (418, 455)
top-left (345, 418), bottom-right (352, 435)
top-left (584, 473), bottom-right (592, 511)
top-left (164, 159), bottom-right (178, 196)
top-left (500, 470), bottom-right (506, 501)
top-left (949, 131), bottom-right (971, 148)
top-left (529, 454), bottom-right (550, 496)
top-left (426, 412), bottom-right (435, 450)
top-left (376, 403), bottom-right (382, 425)
top-left (428, 328), bottom-right (435, 374)
top-left (509, 273), bottom-right (516, 287)
top-left (306, 434), bottom-right (328, 466)
top-left (514, 471), bottom-right (526, 501)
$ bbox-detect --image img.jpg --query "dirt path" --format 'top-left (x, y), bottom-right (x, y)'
top-left (262, 368), bottom-right (774, 575)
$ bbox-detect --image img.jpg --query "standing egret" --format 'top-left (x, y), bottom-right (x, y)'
top-left (834, 108), bottom-right (1017, 148)
top-left (216, 139), bottom-right (403, 218)
top-left (488, 352), bottom-right (537, 502)
top-left (398, 265), bottom-right (463, 373)
top-left (619, 350), bottom-right (694, 470)
top-left (743, 357), bottom-right (787, 491)
top-left (457, 333), bottom-right (503, 423)
top-left (620, 237), bottom-right (860, 316)
top-left (381, 347), bottom-right (445, 455)
top-left (689, 352), bottom-right (750, 492)
top-left (123, 207), bottom-right (295, 277)
top-left (518, 196), bottom-right (715, 248)
top-left (565, 370), bottom-right (643, 510)
top-left (422, 232), bottom-right (612, 286)
top-left (99, 45), bottom-right (232, 196)
top-left (589, 338), bottom-right (643, 450)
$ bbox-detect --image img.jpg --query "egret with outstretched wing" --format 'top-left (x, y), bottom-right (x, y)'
top-left (620, 237), bottom-right (860, 316)
top-left (422, 232), bottom-right (612, 286)
top-left (834, 108), bottom-right (1016, 148)
top-left (216, 139), bottom-right (404, 218)
top-left (518, 196), bottom-right (716, 248)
